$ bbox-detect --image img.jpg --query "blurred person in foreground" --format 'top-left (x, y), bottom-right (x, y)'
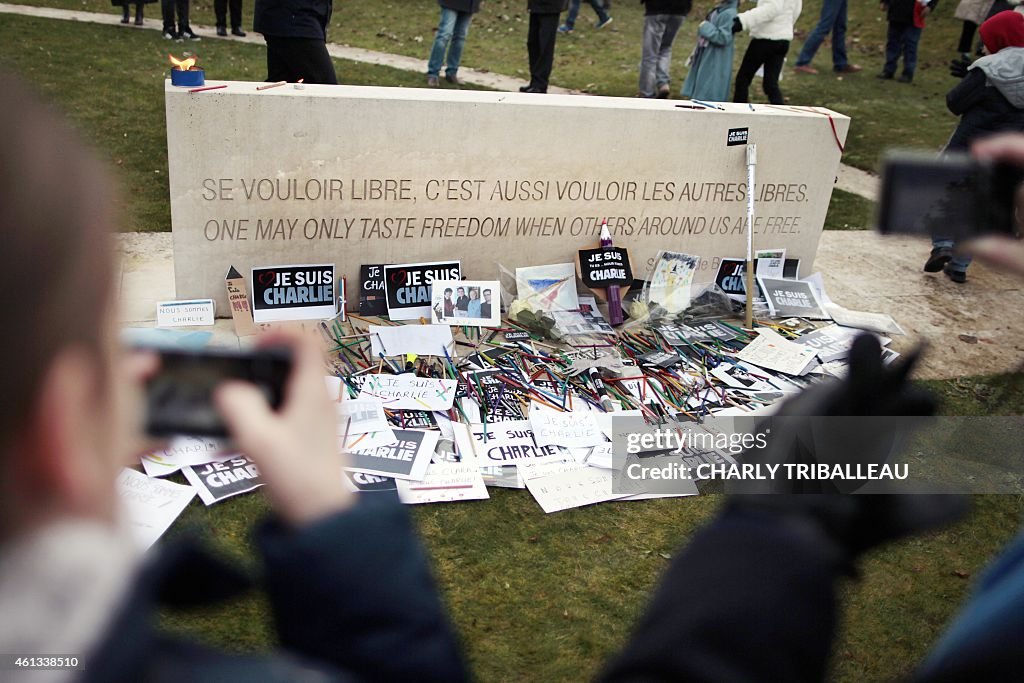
top-left (599, 135), bottom-right (1024, 682)
top-left (0, 72), bottom-right (465, 682)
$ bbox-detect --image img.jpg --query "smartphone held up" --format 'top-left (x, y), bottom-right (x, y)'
top-left (877, 150), bottom-right (1024, 240)
top-left (140, 346), bottom-right (293, 438)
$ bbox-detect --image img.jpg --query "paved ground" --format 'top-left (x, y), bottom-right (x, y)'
top-left (117, 232), bottom-right (1024, 381)
top-left (0, 1), bottom-right (878, 200)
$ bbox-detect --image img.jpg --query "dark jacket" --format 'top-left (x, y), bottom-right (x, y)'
top-left (440, 0), bottom-right (482, 12)
top-left (82, 496), bottom-right (468, 683)
top-left (528, 0), bottom-right (569, 13)
top-left (254, 0), bottom-right (332, 40)
top-left (643, 0), bottom-right (692, 15)
top-left (946, 47), bottom-right (1024, 151)
top-left (885, 0), bottom-right (938, 25)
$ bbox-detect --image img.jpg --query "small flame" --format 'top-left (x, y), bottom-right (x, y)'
top-left (168, 53), bottom-right (197, 71)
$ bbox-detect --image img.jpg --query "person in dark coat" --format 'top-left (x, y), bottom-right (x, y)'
top-left (254, 0), bottom-right (337, 84)
top-left (111, 0), bottom-right (154, 26)
top-left (426, 0), bottom-right (482, 87)
top-left (522, 0), bottom-right (570, 93)
top-left (926, 9), bottom-right (1024, 282)
top-left (0, 73), bottom-right (465, 683)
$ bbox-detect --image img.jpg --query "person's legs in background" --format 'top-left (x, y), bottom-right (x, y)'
top-left (880, 21), bottom-right (906, 78)
top-left (900, 25), bottom-right (922, 82)
top-left (265, 36), bottom-right (337, 84)
top-left (586, 0), bottom-right (611, 28)
top-left (654, 14), bottom-right (683, 96)
top-left (530, 12), bottom-right (558, 91)
top-left (831, 0), bottom-right (856, 71)
top-left (638, 14), bottom-right (668, 97)
top-left (927, 238), bottom-right (970, 283)
top-left (561, 0), bottom-right (581, 31)
top-left (733, 38), bottom-right (769, 102)
top-left (760, 39), bottom-right (788, 104)
top-left (427, 8), bottom-right (458, 84)
top-left (445, 11), bottom-right (474, 82)
top-left (794, 0), bottom-right (840, 71)
top-left (161, 0), bottom-right (177, 38)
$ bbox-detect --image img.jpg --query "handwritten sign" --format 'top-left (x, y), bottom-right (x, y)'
top-left (396, 462), bottom-right (490, 504)
top-left (156, 299), bottom-right (216, 327)
top-left (251, 263), bottom-right (336, 322)
top-left (530, 403), bottom-right (605, 449)
top-left (358, 374), bottom-right (457, 411)
top-left (369, 324), bottom-right (454, 357)
top-left (117, 468), bottom-right (196, 550)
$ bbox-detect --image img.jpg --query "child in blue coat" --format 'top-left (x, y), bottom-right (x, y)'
top-left (682, 0), bottom-right (740, 101)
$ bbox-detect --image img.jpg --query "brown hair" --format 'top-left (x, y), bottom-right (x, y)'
top-left (0, 72), bottom-right (116, 453)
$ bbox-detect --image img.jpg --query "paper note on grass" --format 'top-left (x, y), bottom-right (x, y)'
top-left (530, 403), bottom-right (605, 448)
top-left (117, 468), bottom-right (195, 550)
top-left (396, 462), bottom-right (490, 504)
top-left (358, 374), bottom-right (457, 411)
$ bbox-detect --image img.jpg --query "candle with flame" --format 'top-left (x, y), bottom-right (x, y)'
top-left (168, 53), bottom-right (204, 87)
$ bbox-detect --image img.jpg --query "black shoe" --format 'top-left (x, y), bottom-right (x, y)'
top-left (521, 86), bottom-right (547, 93)
top-left (121, 8), bottom-right (130, 23)
top-left (944, 264), bottom-right (967, 283)
top-left (924, 246), bottom-right (952, 272)
top-left (898, 73), bottom-right (913, 83)
top-left (180, 28), bottom-right (200, 41)
top-left (876, 71), bottom-right (894, 80)
top-left (216, 25), bottom-right (227, 36)
top-left (232, 27), bottom-right (246, 36)
top-left (519, 84), bottom-right (532, 92)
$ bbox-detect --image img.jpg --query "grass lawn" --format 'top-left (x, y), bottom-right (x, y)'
top-left (3, 0), bottom-right (967, 172)
top-left (4, 7), bottom-right (1022, 683)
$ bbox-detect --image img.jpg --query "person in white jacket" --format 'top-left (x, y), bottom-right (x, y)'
top-left (731, 0), bottom-right (802, 104)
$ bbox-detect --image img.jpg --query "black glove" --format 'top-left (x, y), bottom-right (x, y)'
top-left (949, 55), bottom-right (970, 78)
top-left (732, 16), bottom-right (742, 33)
top-left (727, 335), bottom-right (966, 562)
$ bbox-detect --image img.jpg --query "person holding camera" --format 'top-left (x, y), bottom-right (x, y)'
top-left (0, 73), bottom-right (465, 683)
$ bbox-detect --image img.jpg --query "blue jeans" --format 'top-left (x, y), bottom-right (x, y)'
top-left (883, 22), bottom-right (921, 77)
top-left (932, 238), bottom-right (973, 273)
top-left (639, 14), bottom-right (684, 97)
top-left (795, 0), bottom-right (848, 70)
top-left (565, 0), bottom-right (608, 29)
top-left (427, 8), bottom-right (473, 78)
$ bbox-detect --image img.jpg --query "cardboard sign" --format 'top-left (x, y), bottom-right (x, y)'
top-left (758, 277), bottom-right (830, 320)
top-left (182, 455), bottom-right (264, 505)
top-left (358, 264), bottom-right (390, 316)
top-left (347, 429), bottom-right (437, 481)
top-left (251, 264), bottom-right (336, 323)
top-left (156, 299), bottom-right (215, 327)
top-left (358, 374), bottom-right (457, 411)
top-left (430, 280), bottom-right (500, 327)
top-left (530, 403), bottom-right (605, 449)
top-left (727, 127), bottom-right (749, 146)
top-left (225, 266), bottom-right (258, 337)
top-left (716, 258), bottom-right (801, 301)
top-left (383, 261), bottom-right (462, 321)
top-left (578, 248), bottom-right (633, 289)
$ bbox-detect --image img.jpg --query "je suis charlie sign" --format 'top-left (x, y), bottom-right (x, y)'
top-left (383, 261), bottom-right (461, 321)
top-left (251, 264), bottom-right (336, 323)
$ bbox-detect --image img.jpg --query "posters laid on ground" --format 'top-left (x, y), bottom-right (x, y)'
top-left (530, 403), bottom-right (605, 448)
top-left (516, 263), bottom-right (578, 312)
top-left (251, 264), bottom-right (336, 323)
top-left (430, 280), bottom-right (501, 327)
top-left (552, 296), bottom-right (615, 335)
top-left (737, 328), bottom-right (818, 376)
top-left (758, 277), bottom-right (830, 320)
top-left (140, 436), bottom-right (226, 477)
top-left (384, 261), bottom-right (462, 321)
top-left (523, 463), bottom-right (630, 513)
top-left (182, 455), bottom-right (264, 506)
top-left (795, 324), bottom-right (880, 362)
top-left (344, 470), bottom-right (399, 495)
top-left (396, 462), bottom-right (490, 504)
top-left (468, 420), bottom-right (568, 465)
top-left (117, 468), bottom-right (196, 550)
top-left (346, 429), bottom-right (437, 481)
top-left (337, 397), bottom-right (392, 435)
